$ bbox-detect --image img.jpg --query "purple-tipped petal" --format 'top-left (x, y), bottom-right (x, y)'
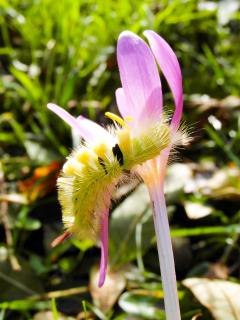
top-left (47, 103), bottom-right (113, 144)
top-left (144, 30), bottom-right (183, 130)
top-left (76, 116), bottom-right (114, 145)
top-left (117, 31), bottom-right (163, 122)
top-left (98, 212), bottom-right (109, 287)
top-left (47, 103), bottom-right (83, 134)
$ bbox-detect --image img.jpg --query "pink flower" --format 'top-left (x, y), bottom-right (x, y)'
top-left (116, 30), bottom-right (183, 181)
top-left (48, 30), bottom-right (183, 319)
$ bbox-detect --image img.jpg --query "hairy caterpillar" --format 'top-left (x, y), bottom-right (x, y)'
top-left (56, 112), bottom-right (171, 242)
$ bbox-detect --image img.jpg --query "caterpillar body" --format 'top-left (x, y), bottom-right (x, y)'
top-left (57, 113), bottom-right (171, 242)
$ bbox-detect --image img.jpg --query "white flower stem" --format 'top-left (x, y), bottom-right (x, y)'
top-left (149, 186), bottom-right (181, 320)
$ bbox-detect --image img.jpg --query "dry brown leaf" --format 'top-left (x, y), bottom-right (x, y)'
top-left (89, 265), bottom-right (126, 313)
top-left (18, 161), bottom-right (62, 202)
top-left (183, 278), bottom-right (240, 320)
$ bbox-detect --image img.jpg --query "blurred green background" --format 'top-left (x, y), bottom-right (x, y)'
top-left (0, 0), bottom-right (240, 319)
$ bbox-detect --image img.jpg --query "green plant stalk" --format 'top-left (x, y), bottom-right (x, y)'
top-left (51, 298), bottom-right (58, 320)
top-left (150, 186), bottom-right (181, 320)
top-left (206, 125), bottom-right (240, 167)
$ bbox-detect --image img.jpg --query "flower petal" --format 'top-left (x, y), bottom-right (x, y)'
top-left (47, 103), bottom-right (113, 144)
top-left (117, 31), bottom-right (163, 123)
top-left (144, 30), bottom-right (183, 130)
top-left (98, 212), bottom-right (109, 287)
top-left (47, 103), bottom-right (83, 134)
top-left (115, 88), bottom-right (129, 119)
top-left (76, 116), bottom-right (114, 145)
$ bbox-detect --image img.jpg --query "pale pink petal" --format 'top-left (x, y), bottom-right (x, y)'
top-left (47, 103), bottom-right (113, 144)
top-left (77, 116), bottom-right (114, 145)
top-left (47, 103), bottom-right (83, 134)
top-left (115, 88), bottom-right (129, 119)
top-left (117, 31), bottom-right (163, 123)
top-left (144, 30), bottom-right (183, 130)
top-left (98, 212), bottom-right (109, 287)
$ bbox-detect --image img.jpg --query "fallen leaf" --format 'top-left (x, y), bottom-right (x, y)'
top-left (89, 265), bottom-right (126, 313)
top-left (18, 161), bottom-right (62, 202)
top-left (183, 278), bottom-right (240, 320)
top-left (184, 202), bottom-right (213, 219)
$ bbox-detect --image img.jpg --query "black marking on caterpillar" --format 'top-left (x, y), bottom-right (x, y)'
top-left (98, 157), bottom-right (108, 174)
top-left (112, 143), bottom-right (124, 166)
